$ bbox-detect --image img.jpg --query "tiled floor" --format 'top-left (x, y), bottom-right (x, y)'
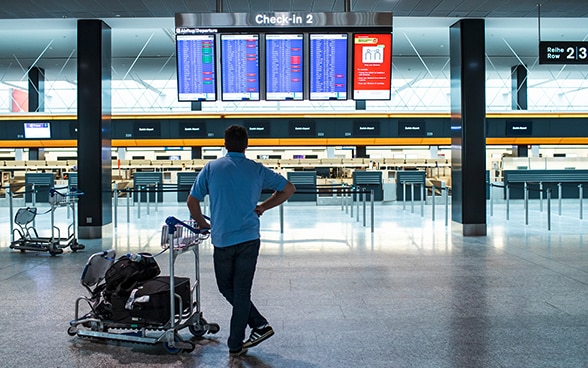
top-left (0, 189), bottom-right (587, 368)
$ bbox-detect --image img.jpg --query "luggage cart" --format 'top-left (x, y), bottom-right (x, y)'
top-left (10, 187), bottom-right (84, 255)
top-left (68, 216), bottom-right (219, 353)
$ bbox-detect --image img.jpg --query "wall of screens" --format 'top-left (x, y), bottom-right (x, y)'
top-left (175, 12), bottom-right (392, 103)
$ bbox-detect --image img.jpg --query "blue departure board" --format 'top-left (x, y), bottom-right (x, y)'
top-left (221, 34), bottom-right (260, 101)
top-left (176, 34), bottom-right (217, 101)
top-left (265, 34), bottom-right (304, 100)
top-left (310, 34), bottom-right (348, 100)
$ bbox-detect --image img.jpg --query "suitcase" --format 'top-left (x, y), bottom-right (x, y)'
top-left (110, 276), bottom-right (191, 326)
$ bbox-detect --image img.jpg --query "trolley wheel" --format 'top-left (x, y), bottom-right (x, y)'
top-left (189, 324), bottom-right (207, 337)
top-left (67, 326), bottom-right (77, 336)
top-left (184, 342), bottom-right (195, 353)
top-left (163, 336), bottom-right (184, 354)
top-left (49, 248), bottom-right (63, 256)
top-left (208, 323), bottom-right (220, 334)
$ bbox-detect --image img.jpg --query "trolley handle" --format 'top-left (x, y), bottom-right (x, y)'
top-left (165, 215), bottom-right (210, 235)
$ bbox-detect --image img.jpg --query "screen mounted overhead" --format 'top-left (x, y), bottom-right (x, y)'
top-left (352, 33), bottom-right (392, 100)
top-left (221, 34), bottom-right (260, 101)
top-left (265, 34), bottom-right (304, 101)
top-left (176, 34), bottom-right (217, 101)
top-left (310, 34), bottom-right (348, 100)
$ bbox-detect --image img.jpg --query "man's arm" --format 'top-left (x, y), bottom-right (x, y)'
top-left (187, 194), bottom-right (210, 229)
top-left (255, 181), bottom-right (296, 216)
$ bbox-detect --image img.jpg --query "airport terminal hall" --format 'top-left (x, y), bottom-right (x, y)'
top-left (1, 0), bottom-right (588, 367)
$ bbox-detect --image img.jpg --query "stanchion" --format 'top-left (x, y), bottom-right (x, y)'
top-left (432, 185), bottom-right (436, 222)
top-left (137, 187), bottom-right (142, 219)
top-left (579, 184), bottom-right (583, 220)
top-left (370, 189), bottom-right (374, 233)
top-left (539, 182), bottom-right (543, 212)
top-left (524, 181), bottom-right (529, 225)
top-left (410, 183), bottom-right (415, 214)
top-left (402, 181), bottom-right (406, 210)
top-left (113, 182), bottom-right (118, 229)
top-left (356, 187), bottom-right (360, 222)
top-left (126, 188), bottom-right (130, 223)
top-left (506, 184), bottom-right (510, 221)
top-left (420, 183), bottom-right (424, 217)
top-left (32, 183), bottom-right (37, 228)
top-left (8, 186), bottom-right (13, 242)
top-left (146, 185), bottom-right (151, 215)
top-left (558, 183), bottom-right (562, 216)
top-left (444, 187), bottom-right (449, 227)
top-left (362, 188), bottom-right (366, 228)
top-left (279, 203), bottom-right (284, 234)
top-left (547, 187), bottom-right (552, 231)
top-left (350, 186), bottom-right (354, 218)
top-left (489, 182), bottom-right (494, 217)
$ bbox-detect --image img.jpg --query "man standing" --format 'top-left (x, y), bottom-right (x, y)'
top-left (187, 125), bottom-right (296, 357)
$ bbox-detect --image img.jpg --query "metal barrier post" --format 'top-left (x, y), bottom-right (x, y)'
top-left (350, 186), bottom-right (354, 218)
top-left (137, 187), bottom-right (142, 219)
top-left (370, 189), bottom-right (374, 233)
top-left (558, 183), bottom-right (562, 216)
top-left (32, 183), bottom-right (36, 228)
top-left (126, 188), bottom-right (130, 223)
top-left (402, 181), bottom-right (406, 210)
top-left (154, 183), bottom-right (159, 213)
top-left (432, 185), bottom-right (436, 222)
top-left (444, 187), bottom-right (449, 227)
top-left (8, 187), bottom-right (13, 243)
top-left (356, 187), bottom-right (360, 222)
top-left (539, 182), bottom-right (543, 212)
top-left (344, 185), bottom-right (349, 214)
top-left (547, 187), bottom-right (552, 231)
top-left (579, 184), bottom-right (583, 220)
top-left (279, 203), bottom-right (284, 234)
top-left (410, 183), bottom-right (415, 214)
top-left (489, 182), bottom-right (494, 217)
top-left (506, 184), bottom-right (510, 221)
top-left (524, 181), bottom-right (529, 225)
top-left (113, 182), bottom-right (118, 229)
top-left (146, 184), bottom-right (151, 215)
top-left (362, 188), bottom-right (366, 227)
top-left (421, 183), bottom-right (425, 217)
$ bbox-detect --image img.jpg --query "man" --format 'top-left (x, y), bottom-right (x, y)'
top-left (187, 125), bottom-right (296, 357)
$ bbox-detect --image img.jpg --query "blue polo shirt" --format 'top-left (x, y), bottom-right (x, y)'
top-left (190, 152), bottom-right (288, 247)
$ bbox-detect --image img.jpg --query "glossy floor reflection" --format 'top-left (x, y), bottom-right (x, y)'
top-left (0, 195), bottom-right (587, 368)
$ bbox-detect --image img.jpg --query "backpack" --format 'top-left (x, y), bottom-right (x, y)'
top-left (103, 253), bottom-right (160, 299)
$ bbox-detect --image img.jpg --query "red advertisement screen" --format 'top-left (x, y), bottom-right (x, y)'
top-left (353, 34), bottom-right (392, 100)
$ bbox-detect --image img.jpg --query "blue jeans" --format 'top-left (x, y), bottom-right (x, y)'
top-left (213, 238), bottom-right (268, 350)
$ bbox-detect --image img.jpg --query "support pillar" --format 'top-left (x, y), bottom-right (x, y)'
top-left (356, 146), bottom-right (367, 158)
top-left (450, 19), bottom-right (487, 236)
top-left (28, 67), bottom-right (44, 112)
top-left (512, 64), bottom-right (528, 157)
top-left (192, 147), bottom-right (202, 159)
top-left (77, 19), bottom-right (112, 239)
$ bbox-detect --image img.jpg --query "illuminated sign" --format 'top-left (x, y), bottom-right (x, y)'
top-left (539, 41), bottom-right (588, 64)
top-left (353, 34), bottom-right (392, 100)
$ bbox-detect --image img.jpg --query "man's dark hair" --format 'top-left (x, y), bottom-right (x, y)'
top-left (224, 125), bottom-right (248, 152)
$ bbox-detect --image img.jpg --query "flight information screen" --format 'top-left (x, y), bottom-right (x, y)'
top-left (265, 34), bottom-right (304, 100)
top-left (353, 33), bottom-right (392, 100)
top-left (310, 34), bottom-right (348, 100)
top-left (176, 34), bottom-right (217, 101)
top-left (221, 34), bottom-right (260, 101)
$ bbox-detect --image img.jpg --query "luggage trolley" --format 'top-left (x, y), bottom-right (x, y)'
top-left (67, 216), bottom-right (219, 353)
top-left (10, 187), bottom-right (84, 255)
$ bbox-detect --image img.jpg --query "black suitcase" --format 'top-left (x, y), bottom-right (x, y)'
top-left (110, 276), bottom-right (191, 326)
